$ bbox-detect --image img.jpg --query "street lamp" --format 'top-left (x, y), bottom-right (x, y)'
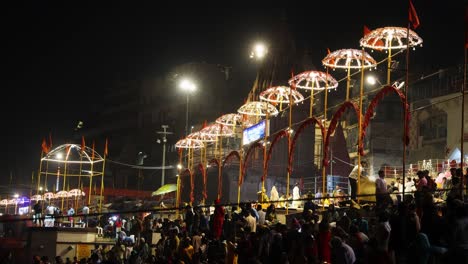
top-left (179, 79), bottom-right (197, 137)
top-left (157, 125), bottom-right (173, 186)
top-left (366, 75), bottom-right (382, 86)
top-left (250, 42), bottom-right (268, 60)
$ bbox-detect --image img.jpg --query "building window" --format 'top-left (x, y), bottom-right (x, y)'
top-left (419, 113), bottom-right (447, 141)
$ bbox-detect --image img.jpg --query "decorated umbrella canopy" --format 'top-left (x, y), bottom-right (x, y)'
top-left (360, 26), bottom-right (423, 84)
top-left (289, 71), bottom-right (339, 117)
top-left (68, 189), bottom-right (85, 197)
top-left (31, 194), bottom-right (44, 201)
top-left (152, 183), bottom-right (177, 196)
top-left (175, 138), bottom-right (205, 149)
top-left (55, 190), bottom-right (71, 199)
top-left (43, 192), bottom-right (55, 200)
top-left (237, 101), bottom-right (278, 117)
top-left (322, 49), bottom-right (377, 101)
top-left (41, 143), bottom-right (104, 164)
top-left (259, 86), bottom-right (305, 110)
top-left (199, 123), bottom-right (235, 137)
top-left (187, 131), bottom-right (217, 142)
top-left (216, 113), bottom-right (245, 127)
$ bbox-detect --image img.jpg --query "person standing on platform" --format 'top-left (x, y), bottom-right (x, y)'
top-left (82, 204), bottom-right (90, 227)
top-left (67, 206), bottom-right (75, 227)
top-left (348, 160), bottom-right (367, 201)
top-left (292, 182), bottom-right (301, 208)
top-left (375, 170), bottom-right (389, 210)
top-left (270, 185), bottom-right (279, 207)
top-left (212, 199), bottom-right (224, 240)
top-left (33, 201), bottom-right (43, 227)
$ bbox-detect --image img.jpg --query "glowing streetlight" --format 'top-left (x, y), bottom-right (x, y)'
top-left (179, 78), bottom-right (197, 137)
top-left (13, 194), bottom-right (19, 198)
top-left (366, 75), bottom-right (382, 86)
top-left (250, 42), bottom-right (268, 60)
top-left (177, 164), bottom-right (183, 170)
top-left (56, 153), bottom-right (63, 160)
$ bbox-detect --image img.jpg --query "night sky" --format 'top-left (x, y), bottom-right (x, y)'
top-left (2, 1), bottom-right (467, 190)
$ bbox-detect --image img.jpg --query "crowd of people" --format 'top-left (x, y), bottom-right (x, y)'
top-left (27, 167), bottom-right (468, 263)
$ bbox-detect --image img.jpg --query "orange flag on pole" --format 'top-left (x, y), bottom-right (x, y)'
top-left (363, 25), bottom-right (371, 37)
top-left (104, 138), bottom-right (108, 158)
top-left (409, 0), bottom-right (420, 29)
top-left (81, 136), bottom-right (86, 153)
top-left (41, 138), bottom-right (49, 154)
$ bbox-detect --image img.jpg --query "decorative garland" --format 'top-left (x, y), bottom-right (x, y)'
top-left (289, 117), bottom-right (326, 173)
top-left (240, 142), bottom-right (264, 186)
top-left (359, 85), bottom-right (409, 155)
top-left (323, 101), bottom-right (360, 167)
top-left (197, 163), bottom-right (207, 200)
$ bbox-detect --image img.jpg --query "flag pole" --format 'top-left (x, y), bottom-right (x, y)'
top-left (461, 28), bottom-right (467, 200)
top-left (403, 0), bottom-right (412, 203)
top-left (99, 157), bottom-right (106, 213)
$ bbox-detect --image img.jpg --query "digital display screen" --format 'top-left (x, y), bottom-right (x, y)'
top-left (242, 120), bottom-right (268, 145)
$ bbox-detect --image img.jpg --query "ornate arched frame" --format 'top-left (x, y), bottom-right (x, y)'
top-left (179, 168), bottom-right (193, 205)
top-left (288, 117), bottom-right (326, 172)
top-left (359, 85), bottom-right (409, 155)
top-left (220, 151), bottom-right (241, 198)
top-left (240, 142), bottom-right (264, 186)
top-left (322, 101), bottom-right (360, 167)
top-left (263, 130), bottom-right (289, 182)
top-left (195, 163), bottom-right (206, 200)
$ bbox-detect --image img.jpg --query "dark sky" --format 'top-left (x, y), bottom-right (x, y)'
top-left (2, 1), bottom-right (467, 188)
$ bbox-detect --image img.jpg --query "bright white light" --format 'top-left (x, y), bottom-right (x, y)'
top-left (39, 187), bottom-right (43, 191)
top-left (179, 79), bottom-right (197, 93)
top-left (56, 153), bottom-right (63, 160)
top-left (112, 216), bottom-right (117, 221)
top-left (250, 42), bottom-right (268, 60)
top-left (14, 194), bottom-right (19, 198)
top-left (366, 76), bottom-right (377, 85)
top-left (177, 164), bottom-right (183, 170)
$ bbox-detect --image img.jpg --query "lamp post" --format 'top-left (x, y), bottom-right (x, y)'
top-left (157, 125), bottom-right (173, 186)
top-left (179, 79), bottom-right (197, 137)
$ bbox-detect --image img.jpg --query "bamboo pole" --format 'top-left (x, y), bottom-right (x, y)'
top-left (322, 67), bottom-right (329, 198)
top-left (387, 48), bottom-right (392, 85)
top-left (346, 65), bottom-right (351, 101)
top-left (461, 38), bottom-right (467, 199)
top-left (357, 47), bottom-right (365, 204)
top-left (37, 151), bottom-right (43, 194)
top-left (99, 158), bottom-right (106, 213)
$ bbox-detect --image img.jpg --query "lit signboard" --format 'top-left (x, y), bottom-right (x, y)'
top-left (242, 120), bottom-right (269, 145)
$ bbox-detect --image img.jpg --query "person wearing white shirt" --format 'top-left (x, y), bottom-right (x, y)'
top-left (292, 182), bottom-right (301, 208)
top-left (256, 204), bottom-right (266, 225)
top-left (375, 170), bottom-right (388, 208)
top-left (349, 161), bottom-right (367, 201)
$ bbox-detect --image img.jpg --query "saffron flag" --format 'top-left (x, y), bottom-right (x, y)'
top-left (104, 138), bottom-right (108, 157)
top-left (290, 69), bottom-right (296, 90)
top-left (363, 25), bottom-right (371, 36)
top-left (409, 0), bottom-right (420, 29)
top-left (41, 138), bottom-right (49, 154)
top-left (327, 48), bottom-right (336, 66)
top-left (81, 136), bottom-right (86, 153)
top-left (363, 25), bottom-right (384, 50)
top-left (202, 120), bottom-right (207, 128)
